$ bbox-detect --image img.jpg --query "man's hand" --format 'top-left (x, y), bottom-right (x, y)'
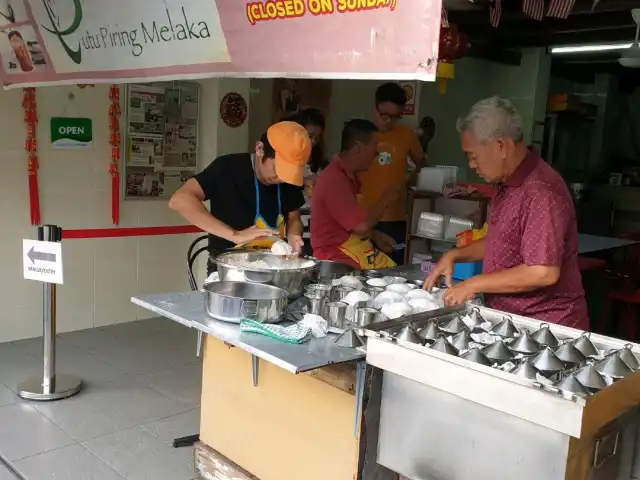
top-left (442, 281), bottom-right (476, 306)
top-left (371, 229), bottom-right (396, 254)
top-left (423, 250), bottom-right (457, 289)
top-left (231, 226), bottom-right (278, 245)
top-left (287, 234), bottom-right (305, 255)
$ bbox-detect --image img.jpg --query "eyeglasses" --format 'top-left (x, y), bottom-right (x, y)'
top-left (376, 104), bottom-right (403, 122)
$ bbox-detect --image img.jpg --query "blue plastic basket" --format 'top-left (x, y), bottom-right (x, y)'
top-left (452, 261), bottom-right (483, 280)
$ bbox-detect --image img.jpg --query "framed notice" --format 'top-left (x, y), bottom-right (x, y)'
top-left (123, 81), bottom-right (200, 200)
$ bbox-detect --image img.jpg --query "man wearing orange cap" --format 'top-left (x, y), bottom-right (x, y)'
top-left (169, 121), bottom-right (311, 273)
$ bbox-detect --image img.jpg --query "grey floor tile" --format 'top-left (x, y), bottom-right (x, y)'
top-left (12, 335), bottom-right (83, 359)
top-left (0, 403), bottom-right (75, 461)
top-left (137, 362), bottom-right (202, 407)
top-left (0, 463), bottom-right (16, 480)
top-left (31, 384), bottom-right (135, 442)
top-left (83, 426), bottom-right (195, 480)
top-left (141, 410), bottom-right (200, 446)
top-left (59, 328), bottom-right (122, 354)
top-left (0, 382), bottom-right (20, 408)
top-left (14, 444), bottom-right (124, 479)
top-left (0, 344), bottom-right (42, 393)
top-left (91, 343), bottom-right (174, 376)
top-left (93, 378), bottom-right (192, 424)
top-left (55, 348), bottom-right (130, 386)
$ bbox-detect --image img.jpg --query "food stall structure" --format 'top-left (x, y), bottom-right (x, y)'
top-left (133, 264), bottom-right (640, 480)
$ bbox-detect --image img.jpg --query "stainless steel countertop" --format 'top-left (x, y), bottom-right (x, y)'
top-left (131, 291), bottom-right (365, 374)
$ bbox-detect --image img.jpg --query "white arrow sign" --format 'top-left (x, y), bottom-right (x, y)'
top-left (23, 239), bottom-right (64, 285)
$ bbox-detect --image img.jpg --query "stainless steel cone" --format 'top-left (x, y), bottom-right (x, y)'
top-left (441, 315), bottom-right (468, 335)
top-left (417, 322), bottom-right (441, 343)
top-left (554, 341), bottom-right (587, 366)
top-left (396, 324), bottom-right (422, 344)
top-left (571, 333), bottom-right (599, 358)
top-left (596, 352), bottom-right (634, 379)
top-left (531, 347), bottom-right (566, 373)
top-left (430, 336), bottom-right (459, 356)
top-left (555, 374), bottom-right (590, 397)
top-left (490, 317), bottom-right (519, 339)
top-left (575, 364), bottom-right (607, 391)
top-left (460, 347), bottom-right (492, 366)
top-left (451, 330), bottom-right (473, 352)
top-left (511, 359), bottom-right (538, 380)
top-left (481, 339), bottom-right (515, 363)
top-left (467, 308), bottom-right (486, 330)
top-left (510, 331), bottom-right (541, 355)
top-left (334, 328), bottom-right (364, 348)
top-left (619, 345), bottom-right (640, 370)
top-left (531, 324), bottom-right (559, 348)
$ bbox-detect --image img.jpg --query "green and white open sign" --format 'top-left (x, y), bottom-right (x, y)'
top-left (50, 117), bottom-right (93, 150)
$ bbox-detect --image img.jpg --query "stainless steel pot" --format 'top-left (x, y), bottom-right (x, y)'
top-left (314, 260), bottom-right (355, 283)
top-left (204, 281), bottom-right (288, 324)
top-left (214, 251), bottom-right (318, 298)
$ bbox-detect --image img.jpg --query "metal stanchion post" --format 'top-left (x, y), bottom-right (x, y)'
top-left (18, 225), bottom-right (83, 401)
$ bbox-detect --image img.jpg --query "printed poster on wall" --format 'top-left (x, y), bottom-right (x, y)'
top-left (400, 81), bottom-right (417, 115)
top-left (0, 0), bottom-right (441, 88)
top-left (272, 79), bottom-right (332, 122)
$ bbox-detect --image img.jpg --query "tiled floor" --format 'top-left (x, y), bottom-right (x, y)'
top-left (0, 318), bottom-right (202, 480)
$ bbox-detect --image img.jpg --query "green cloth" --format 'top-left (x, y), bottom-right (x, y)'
top-left (239, 319), bottom-right (312, 344)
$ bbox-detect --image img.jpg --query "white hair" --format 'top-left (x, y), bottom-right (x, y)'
top-left (456, 96), bottom-right (524, 143)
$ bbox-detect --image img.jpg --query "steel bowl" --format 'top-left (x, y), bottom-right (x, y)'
top-left (214, 251), bottom-right (318, 298)
top-left (313, 260), bottom-right (356, 283)
top-left (204, 281), bottom-right (289, 324)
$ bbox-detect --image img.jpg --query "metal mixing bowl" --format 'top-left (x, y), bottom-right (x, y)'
top-left (214, 251), bottom-right (318, 298)
top-left (204, 281), bottom-right (288, 324)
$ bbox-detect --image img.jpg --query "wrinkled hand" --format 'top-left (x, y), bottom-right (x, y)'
top-left (371, 229), bottom-right (396, 254)
top-left (442, 281), bottom-right (476, 306)
top-left (287, 234), bottom-right (305, 255)
top-left (423, 250), bottom-right (456, 290)
top-left (231, 226), bottom-right (278, 245)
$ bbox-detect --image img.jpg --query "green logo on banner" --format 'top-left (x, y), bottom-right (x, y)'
top-left (50, 117), bottom-right (93, 149)
top-left (41, 0), bottom-right (83, 64)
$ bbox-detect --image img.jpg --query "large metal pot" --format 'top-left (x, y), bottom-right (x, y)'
top-left (313, 260), bottom-right (355, 283)
top-left (214, 251), bottom-right (318, 298)
top-left (204, 281), bottom-right (288, 324)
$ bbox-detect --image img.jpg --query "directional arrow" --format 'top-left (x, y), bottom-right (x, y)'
top-left (27, 246), bottom-right (57, 264)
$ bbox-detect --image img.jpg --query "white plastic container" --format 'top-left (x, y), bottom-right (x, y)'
top-left (417, 212), bottom-right (445, 239)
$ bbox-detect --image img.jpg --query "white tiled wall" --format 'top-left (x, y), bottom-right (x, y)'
top-left (0, 79), bottom-right (250, 342)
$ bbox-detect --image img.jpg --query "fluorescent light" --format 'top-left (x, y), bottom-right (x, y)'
top-left (550, 43), bottom-right (633, 54)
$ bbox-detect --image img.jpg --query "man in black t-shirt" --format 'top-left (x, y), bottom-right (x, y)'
top-left (169, 122), bottom-right (312, 272)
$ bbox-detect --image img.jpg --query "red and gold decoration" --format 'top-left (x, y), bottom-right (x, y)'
top-left (220, 92), bottom-right (248, 128)
top-left (437, 20), bottom-right (468, 95)
top-left (22, 87), bottom-right (40, 225)
top-left (108, 85), bottom-right (121, 225)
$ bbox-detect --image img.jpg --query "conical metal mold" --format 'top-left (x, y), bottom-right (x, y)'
top-left (511, 359), bottom-right (538, 380)
top-left (334, 328), bottom-right (364, 348)
top-left (510, 331), bottom-right (541, 355)
top-left (571, 333), bottom-right (599, 358)
top-left (555, 374), bottom-right (590, 397)
top-left (467, 308), bottom-right (487, 331)
top-left (554, 341), bottom-right (587, 366)
top-left (619, 345), bottom-right (640, 370)
top-left (441, 315), bottom-right (468, 335)
top-left (596, 352), bottom-right (634, 379)
top-left (481, 339), bottom-right (515, 364)
top-left (395, 324), bottom-right (422, 345)
top-left (490, 317), bottom-right (519, 339)
top-left (451, 330), bottom-right (473, 352)
top-left (531, 347), bottom-right (566, 373)
top-left (460, 347), bottom-right (492, 366)
top-left (430, 336), bottom-right (459, 356)
top-left (575, 364), bottom-right (607, 392)
top-left (417, 322), bottom-right (442, 343)
top-left (531, 323), bottom-right (559, 348)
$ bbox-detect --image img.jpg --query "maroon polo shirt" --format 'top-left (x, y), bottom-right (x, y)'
top-left (311, 155), bottom-right (367, 267)
top-left (482, 150), bottom-right (589, 330)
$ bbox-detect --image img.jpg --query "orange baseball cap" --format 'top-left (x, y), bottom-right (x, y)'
top-left (267, 121), bottom-right (311, 187)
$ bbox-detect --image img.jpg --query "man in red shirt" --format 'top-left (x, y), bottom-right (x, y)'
top-left (311, 119), bottom-right (398, 269)
top-left (424, 97), bottom-right (588, 330)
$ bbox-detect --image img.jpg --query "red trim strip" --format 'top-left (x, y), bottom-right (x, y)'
top-left (62, 225), bottom-right (202, 240)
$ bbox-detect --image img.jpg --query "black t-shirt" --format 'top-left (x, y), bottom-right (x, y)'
top-left (194, 153), bottom-right (305, 253)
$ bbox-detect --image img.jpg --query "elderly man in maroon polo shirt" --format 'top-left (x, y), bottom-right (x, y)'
top-left (424, 97), bottom-right (588, 330)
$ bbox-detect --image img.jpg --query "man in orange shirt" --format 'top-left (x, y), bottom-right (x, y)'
top-left (359, 82), bottom-right (427, 265)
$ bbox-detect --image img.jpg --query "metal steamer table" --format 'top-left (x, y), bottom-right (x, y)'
top-left (363, 305), bottom-right (640, 480)
top-left (133, 265), bottom-right (640, 480)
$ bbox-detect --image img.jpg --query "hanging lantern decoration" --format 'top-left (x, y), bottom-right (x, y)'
top-left (437, 24), bottom-right (468, 95)
top-left (108, 85), bottom-right (121, 225)
top-left (22, 87), bottom-right (41, 225)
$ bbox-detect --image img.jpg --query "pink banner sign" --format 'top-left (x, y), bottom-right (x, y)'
top-left (0, 0), bottom-right (440, 88)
